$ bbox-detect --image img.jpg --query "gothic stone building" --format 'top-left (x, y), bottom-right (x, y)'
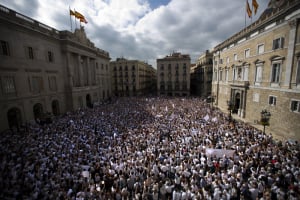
top-left (212, 0), bottom-right (300, 140)
top-left (0, 5), bottom-right (111, 132)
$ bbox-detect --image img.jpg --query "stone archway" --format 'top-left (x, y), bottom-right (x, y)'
top-left (33, 103), bottom-right (43, 120)
top-left (7, 107), bottom-right (22, 130)
top-left (52, 100), bottom-right (60, 116)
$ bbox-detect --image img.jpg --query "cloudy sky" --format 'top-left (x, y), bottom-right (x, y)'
top-left (1, 0), bottom-right (269, 68)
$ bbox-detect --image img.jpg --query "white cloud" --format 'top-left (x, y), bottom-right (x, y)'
top-left (0, 0), bottom-right (269, 68)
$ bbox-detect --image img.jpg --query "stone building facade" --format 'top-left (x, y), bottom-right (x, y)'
top-left (0, 5), bottom-right (111, 132)
top-left (157, 52), bottom-right (191, 96)
top-left (110, 58), bottom-right (156, 97)
top-left (212, 0), bottom-right (300, 140)
top-left (191, 50), bottom-right (213, 97)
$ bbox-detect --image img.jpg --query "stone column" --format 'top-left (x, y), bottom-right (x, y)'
top-left (78, 55), bottom-right (84, 86)
top-left (66, 52), bottom-right (73, 87)
top-left (87, 57), bottom-right (91, 86)
top-left (283, 19), bottom-right (297, 88)
top-left (240, 90), bottom-right (247, 118)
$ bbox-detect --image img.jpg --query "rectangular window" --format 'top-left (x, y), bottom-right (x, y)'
top-left (31, 76), bottom-right (43, 93)
top-left (0, 40), bottom-right (10, 56)
top-left (296, 60), bottom-right (300, 85)
top-left (255, 65), bottom-right (262, 83)
top-left (219, 70), bottom-right (223, 81)
top-left (268, 96), bottom-right (276, 106)
top-left (237, 67), bottom-right (243, 80)
top-left (234, 54), bottom-right (238, 61)
top-left (1, 76), bottom-right (15, 94)
top-left (245, 49), bottom-right (250, 58)
top-left (271, 63), bottom-right (280, 83)
top-left (219, 59), bottom-right (223, 64)
top-left (272, 37), bottom-right (284, 50)
top-left (28, 47), bottom-right (34, 59)
top-left (48, 76), bottom-right (57, 91)
top-left (47, 51), bottom-right (54, 62)
top-left (291, 100), bottom-right (300, 112)
top-left (213, 71), bottom-right (217, 81)
top-left (226, 57), bottom-right (230, 64)
top-left (258, 44), bottom-right (264, 54)
top-left (225, 69), bottom-right (228, 81)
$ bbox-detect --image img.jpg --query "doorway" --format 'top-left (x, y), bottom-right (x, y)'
top-left (7, 107), bottom-right (22, 130)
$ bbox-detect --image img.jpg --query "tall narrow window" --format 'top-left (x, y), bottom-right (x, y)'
top-left (271, 63), bottom-right (281, 83)
top-left (234, 54), bottom-right (238, 61)
top-left (296, 60), bottom-right (300, 85)
top-left (255, 65), bottom-right (263, 83)
top-left (160, 64), bottom-right (164, 70)
top-left (258, 44), bottom-right (264, 54)
top-left (48, 76), bottom-right (57, 91)
top-left (272, 37), bottom-right (284, 50)
top-left (291, 100), bottom-right (300, 113)
top-left (268, 96), bottom-right (277, 106)
top-left (31, 76), bottom-right (43, 93)
top-left (245, 49), bottom-right (250, 58)
top-left (225, 69), bottom-right (229, 81)
top-left (1, 76), bottom-right (15, 94)
top-left (0, 40), bottom-right (10, 56)
top-left (47, 51), bottom-right (54, 62)
top-left (28, 47), bottom-right (34, 59)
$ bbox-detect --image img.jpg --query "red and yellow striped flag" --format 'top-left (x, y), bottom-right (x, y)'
top-left (252, 0), bottom-right (259, 15)
top-left (246, 1), bottom-right (252, 18)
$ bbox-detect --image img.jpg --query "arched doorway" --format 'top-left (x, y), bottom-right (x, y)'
top-left (52, 100), bottom-right (60, 116)
top-left (234, 93), bottom-right (240, 113)
top-left (33, 103), bottom-right (43, 120)
top-left (7, 107), bottom-right (22, 130)
top-left (86, 94), bottom-right (93, 108)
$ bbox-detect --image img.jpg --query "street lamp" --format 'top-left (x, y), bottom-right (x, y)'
top-left (227, 100), bottom-right (233, 121)
top-left (211, 94), bottom-right (215, 108)
top-left (260, 109), bottom-right (271, 134)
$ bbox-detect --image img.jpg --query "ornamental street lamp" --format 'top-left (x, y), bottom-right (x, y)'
top-left (211, 94), bottom-right (216, 108)
top-left (260, 109), bottom-right (271, 134)
top-left (227, 100), bottom-right (233, 121)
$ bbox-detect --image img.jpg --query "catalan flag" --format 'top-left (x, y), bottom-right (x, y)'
top-left (80, 17), bottom-right (88, 24)
top-left (70, 10), bottom-right (75, 16)
top-left (246, 1), bottom-right (252, 18)
top-left (252, 0), bottom-right (259, 15)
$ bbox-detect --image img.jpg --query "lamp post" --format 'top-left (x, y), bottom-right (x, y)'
top-left (211, 93), bottom-right (215, 108)
top-left (227, 100), bottom-right (233, 122)
top-left (260, 109), bottom-right (271, 134)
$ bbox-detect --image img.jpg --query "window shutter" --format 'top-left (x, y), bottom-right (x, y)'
top-left (280, 37), bottom-right (284, 48)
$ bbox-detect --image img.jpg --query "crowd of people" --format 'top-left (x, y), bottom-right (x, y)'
top-left (0, 97), bottom-right (299, 200)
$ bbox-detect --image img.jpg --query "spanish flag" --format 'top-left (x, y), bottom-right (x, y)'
top-left (75, 11), bottom-right (85, 19)
top-left (252, 0), bottom-right (259, 15)
top-left (246, 1), bottom-right (252, 18)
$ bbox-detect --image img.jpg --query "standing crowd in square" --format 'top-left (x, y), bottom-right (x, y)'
top-left (0, 97), bottom-right (299, 200)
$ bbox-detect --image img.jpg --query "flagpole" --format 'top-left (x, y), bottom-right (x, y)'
top-left (245, 0), bottom-right (247, 28)
top-left (251, 0), bottom-right (253, 24)
top-left (69, 6), bottom-right (72, 32)
top-left (74, 9), bottom-right (77, 29)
